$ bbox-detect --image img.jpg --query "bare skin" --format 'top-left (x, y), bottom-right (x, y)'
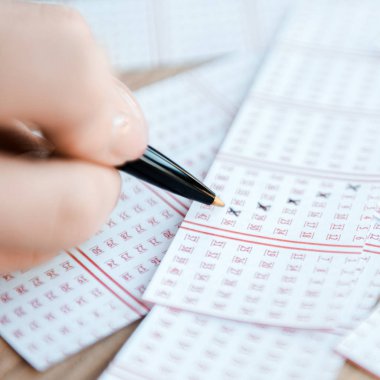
top-left (0, 1), bottom-right (148, 271)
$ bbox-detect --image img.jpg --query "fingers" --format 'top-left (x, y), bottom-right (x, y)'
top-left (0, 120), bottom-right (54, 155)
top-left (0, 154), bottom-right (121, 257)
top-left (40, 78), bottom-right (148, 166)
top-left (0, 2), bottom-right (148, 166)
top-left (0, 247), bottom-right (54, 272)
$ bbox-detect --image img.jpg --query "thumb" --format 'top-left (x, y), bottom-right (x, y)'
top-left (40, 78), bottom-right (149, 166)
top-left (0, 2), bottom-right (148, 166)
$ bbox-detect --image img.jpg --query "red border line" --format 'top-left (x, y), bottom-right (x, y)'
top-left (180, 226), bottom-right (361, 254)
top-left (66, 251), bottom-right (142, 317)
top-left (75, 248), bottom-right (150, 313)
top-left (183, 220), bottom-right (362, 248)
top-left (363, 249), bottom-right (380, 255)
top-left (142, 183), bottom-right (186, 217)
top-left (218, 152), bottom-right (380, 178)
top-left (165, 191), bottom-right (189, 210)
top-left (216, 155), bottom-right (380, 183)
top-left (215, 155), bottom-right (380, 183)
top-left (366, 243), bottom-right (380, 249)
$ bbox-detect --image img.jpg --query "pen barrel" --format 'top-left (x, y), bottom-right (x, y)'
top-left (119, 146), bottom-right (216, 205)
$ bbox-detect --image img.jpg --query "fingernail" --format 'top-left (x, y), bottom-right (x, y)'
top-left (110, 113), bottom-right (131, 156)
top-left (108, 81), bottom-right (148, 162)
top-left (118, 86), bottom-right (145, 124)
top-left (113, 113), bottom-right (129, 134)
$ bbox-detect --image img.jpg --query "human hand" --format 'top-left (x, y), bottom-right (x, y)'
top-left (0, 1), bottom-right (148, 271)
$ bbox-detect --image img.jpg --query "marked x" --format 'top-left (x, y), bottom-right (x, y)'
top-left (257, 202), bottom-right (271, 212)
top-left (347, 184), bottom-right (360, 192)
top-left (227, 207), bottom-right (241, 217)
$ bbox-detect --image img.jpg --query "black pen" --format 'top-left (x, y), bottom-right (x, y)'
top-left (118, 145), bottom-right (225, 207)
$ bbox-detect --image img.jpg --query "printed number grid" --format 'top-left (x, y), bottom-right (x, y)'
top-left (144, 1), bottom-right (380, 329)
top-left (97, 199), bottom-right (380, 380)
top-left (99, 306), bottom-right (343, 380)
top-left (0, 54), bottom-right (259, 370)
top-left (99, 209), bottom-right (380, 380)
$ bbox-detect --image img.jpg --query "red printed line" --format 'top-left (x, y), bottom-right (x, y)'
top-left (218, 151), bottom-right (380, 178)
top-left (180, 226), bottom-right (361, 254)
top-left (112, 364), bottom-right (152, 380)
top-left (366, 243), bottom-right (380, 249)
top-left (363, 249), bottom-right (380, 254)
top-left (216, 155), bottom-right (380, 183)
top-left (142, 183), bottom-right (186, 217)
top-left (75, 248), bottom-right (150, 313)
top-left (66, 251), bottom-right (142, 317)
top-left (252, 92), bottom-right (380, 119)
top-left (166, 191), bottom-right (189, 211)
top-left (183, 220), bottom-right (362, 248)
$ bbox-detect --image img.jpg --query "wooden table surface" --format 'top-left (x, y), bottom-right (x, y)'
top-left (0, 68), bottom-right (376, 380)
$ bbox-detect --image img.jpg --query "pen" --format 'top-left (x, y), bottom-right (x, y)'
top-left (118, 145), bottom-right (225, 207)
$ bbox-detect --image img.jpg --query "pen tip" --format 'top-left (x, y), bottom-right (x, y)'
top-left (212, 196), bottom-right (225, 207)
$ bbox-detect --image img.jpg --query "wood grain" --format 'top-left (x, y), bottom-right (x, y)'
top-left (0, 68), bottom-right (376, 380)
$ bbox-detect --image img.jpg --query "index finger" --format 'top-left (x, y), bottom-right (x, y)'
top-left (0, 2), bottom-right (148, 166)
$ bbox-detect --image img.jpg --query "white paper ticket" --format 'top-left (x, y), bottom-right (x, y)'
top-left (99, 306), bottom-right (344, 380)
top-left (63, 0), bottom-right (291, 71)
top-left (143, 1), bottom-right (380, 328)
top-left (337, 304), bottom-right (380, 379)
top-left (0, 54), bottom-right (259, 370)
top-left (335, 215), bottom-right (380, 377)
top-left (337, 211), bottom-right (380, 330)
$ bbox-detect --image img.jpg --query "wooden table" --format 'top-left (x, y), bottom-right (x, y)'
top-left (0, 68), bottom-right (376, 380)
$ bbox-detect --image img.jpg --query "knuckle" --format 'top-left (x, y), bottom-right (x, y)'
top-left (52, 164), bottom-right (113, 248)
top-left (44, 5), bottom-right (92, 47)
top-left (57, 6), bottom-right (91, 37)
